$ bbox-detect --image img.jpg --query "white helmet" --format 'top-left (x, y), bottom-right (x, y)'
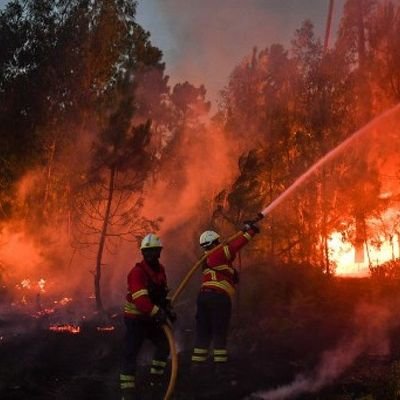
top-left (140, 233), bottom-right (163, 250)
top-left (199, 230), bottom-right (220, 248)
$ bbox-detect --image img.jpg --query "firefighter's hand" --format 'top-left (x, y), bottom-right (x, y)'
top-left (152, 308), bottom-right (168, 325)
top-left (166, 309), bottom-right (177, 323)
top-left (164, 299), bottom-right (177, 323)
top-left (242, 220), bottom-right (260, 234)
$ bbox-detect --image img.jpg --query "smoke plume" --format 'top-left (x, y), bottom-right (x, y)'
top-left (255, 303), bottom-right (393, 399)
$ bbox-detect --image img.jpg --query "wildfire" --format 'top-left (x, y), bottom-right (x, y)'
top-left (54, 297), bottom-right (73, 306)
top-left (96, 326), bottom-right (115, 332)
top-left (19, 279), bottom-right (31, 289)
top-left (35, 308), bottom-right (56, 317)
top-left (329, 232), bottom-right (399, 276)
top-left (49, 324), bottom-right (81, 334)
top-left (38, 278), bottom-right (46, 292)
top-left (16, 278), bottom-right (47, 292)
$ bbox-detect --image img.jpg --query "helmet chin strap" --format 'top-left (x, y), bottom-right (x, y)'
top-left (203, 240), bottom-right (219, 251)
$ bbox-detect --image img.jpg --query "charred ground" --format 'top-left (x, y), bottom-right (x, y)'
top-left (2, 263), bottom-right (400, 400)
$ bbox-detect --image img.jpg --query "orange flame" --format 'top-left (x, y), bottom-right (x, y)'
top-left (96, 326), bottom-right (115, 332)
top-left (49, 324), bottom-right (81, 334)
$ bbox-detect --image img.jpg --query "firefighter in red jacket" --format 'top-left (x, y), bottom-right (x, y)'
top-left (120, 233), bottom-right (175, 400)
top-left (191, 222), bottom-right (259, 370)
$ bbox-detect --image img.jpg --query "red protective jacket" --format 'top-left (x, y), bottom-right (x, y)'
top-left (124, 260), bottom-right (168, 319)
top-left (201, 229), bottom-right (256, 298)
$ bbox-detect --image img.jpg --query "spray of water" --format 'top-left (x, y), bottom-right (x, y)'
top-left (254, 303), bottom-right (393, 400)
top-left (260, 103), bottom-right (400, 217)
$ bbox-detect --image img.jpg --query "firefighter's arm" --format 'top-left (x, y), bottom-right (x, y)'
top-left (226, 228), bottom-right (258, 258)
top-left (128, 269), bottom-right (159, 317)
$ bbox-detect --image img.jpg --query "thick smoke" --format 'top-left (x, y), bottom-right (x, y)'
top-left (0, 129), bottom-right (98, 314)
top-left (113, 122), bottom-right (239, 295)
top-left (254, 303), bottom-right (393, 400)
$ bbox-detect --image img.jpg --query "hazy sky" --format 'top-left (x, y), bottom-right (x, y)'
top-left (0, 0), bottom-right (346, 105)
top-left (136, 0), bottom-right (346, 105)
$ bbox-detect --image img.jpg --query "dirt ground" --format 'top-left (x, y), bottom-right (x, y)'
top-left (1, 313), bottom-right (400, 400)
top-left (2, 273), bottom-right (400, 400)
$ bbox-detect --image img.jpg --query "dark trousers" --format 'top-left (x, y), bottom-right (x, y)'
top-left (121, 317), bottom-right (169, 375)
top-left (193, 290), bottom-right (231, 361)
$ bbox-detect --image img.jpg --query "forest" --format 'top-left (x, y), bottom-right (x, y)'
top-left (2, 0), bottom-right (400, 399)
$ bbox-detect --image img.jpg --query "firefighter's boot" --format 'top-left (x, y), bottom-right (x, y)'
top-left (148, 375), bottom-right (165, 400)
top-left (213, 349), bottom-right (230, 383)
top-left (214, 362), bottom-right (238, 388)
top-left (120, 374), bottom-right (139, 400)
top-left (190, 361), bottom-right (210, 393)
top-left (121, 388), bottom-right (140, 400)
top-left (148, 359), bottom-right (167, 399)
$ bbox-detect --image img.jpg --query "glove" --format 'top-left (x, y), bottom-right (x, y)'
top-left (164, 298), bottom-right (177, 323)
top-left (166, 308), bottom-right (177, 323)
top-left (152, 308), bottom-right (168, 325)
top-left (242, 220), bottom-right (260, 234)
top-left (233, 268), bottom-right (240, 284)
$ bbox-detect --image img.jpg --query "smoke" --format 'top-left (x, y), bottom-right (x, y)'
top-left (254, 303), bottom-right (393, 400)
top-left (144, 125), bottom-right (236, 228)
top-left (0, 225), bottom-right (44, 278)
top-left (0, 129), bottom-right (99, 312)
top-left (127, 121), bottom-right (240, 291)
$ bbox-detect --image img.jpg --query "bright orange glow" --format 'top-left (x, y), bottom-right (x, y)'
top-left (330, 206), bottom-right (400, 276)
top-left (38, 279), bottom-right (46, 292)
top-left (329, 232), bottom-right (399, 277)
top-left (35, 308), bottom-right (55, 317)
top-left (49, 325), bottom-right (81, 334)
top-left (96, 326), bottom-right (115, 332)
top-left (0, 228), bottom-right (44, 277)
top-left (54, 297), bottom-right (73, 306)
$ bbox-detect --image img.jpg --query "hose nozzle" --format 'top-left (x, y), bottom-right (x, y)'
top-left (256, 212), bottom-right (265, 221)
top-left (249, 212), bottom-right (264, 224)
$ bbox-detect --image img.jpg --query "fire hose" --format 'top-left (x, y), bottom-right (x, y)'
top-left (161, 323), bottom-right (178, 400)
top-left (162, 212), bottom-right (265, 399)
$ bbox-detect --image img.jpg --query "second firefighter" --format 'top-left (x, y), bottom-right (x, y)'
top-left (191, 222), bottom-right (259, 368)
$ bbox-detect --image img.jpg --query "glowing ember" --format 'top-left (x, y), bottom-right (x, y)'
top-left (54, 297), bottom-right (73, 305)
top-left (20, 279), bottom-right (31, 289)
top-left (49, 324), bottom-right (81, 334)
top-left (96, 326), bottom-right (115, 332)
top-left (36, 308), bottom-right (55, 317)
top-left (38, 278), bottom-right (46, 292)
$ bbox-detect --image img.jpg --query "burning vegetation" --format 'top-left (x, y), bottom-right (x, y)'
top-left (2, 0), bottom-right (400, 399)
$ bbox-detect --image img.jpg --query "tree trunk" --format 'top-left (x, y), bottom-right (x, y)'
top-left (320, 172), bottom-right (331, 274)
top-left (362, 217), bottom-right (372, 267)
top-left (43, 136), bottom-right (57, 208)
top-left (397, 232), bottom-right (400, 260)
top-left (94, 165), bottom-right (116, 312)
